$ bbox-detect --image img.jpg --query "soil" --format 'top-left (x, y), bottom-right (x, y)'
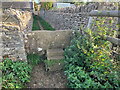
top-left (27, 62), bottom-right (68, 88)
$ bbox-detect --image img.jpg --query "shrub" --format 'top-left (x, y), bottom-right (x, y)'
top-left (41, 2), bottom-right (53, 10)
top-left (2, 58), bottom-right (32, 88)
top-left (64, 30), bottom-right (120, 88)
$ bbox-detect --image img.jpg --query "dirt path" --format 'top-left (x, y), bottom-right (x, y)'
top-left (27, 63), bottom-right (68, 88)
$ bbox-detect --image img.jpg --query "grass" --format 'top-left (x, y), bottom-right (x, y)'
top-left (32, 15), bottom-right (55, 31)
top-left (27, 53), bottom-right (47, 68)
top-left (27, 54), bottom-right (42, 67)
top-left (38, 16), bottom-right (55, 31)
top-left (32, 15), bottom-right (40, 31)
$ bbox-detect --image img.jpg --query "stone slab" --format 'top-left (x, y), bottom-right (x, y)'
top-left (27, 30), bottom-right (73, 53)
top-left (44, 59), bottom-right (64, 71)
top-left (47, 48), bottom-right (64, 58)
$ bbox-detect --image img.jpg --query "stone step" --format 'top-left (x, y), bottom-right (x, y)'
top-left (47, 56), bottom-right (64, 60)
top-left (44, 59), bottom-right (64, 71)
top-left (47, 49), bottom-right (64, 57)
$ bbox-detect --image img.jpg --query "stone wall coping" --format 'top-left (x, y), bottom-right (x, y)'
top-left (30, 30), bottom-right (74, 33)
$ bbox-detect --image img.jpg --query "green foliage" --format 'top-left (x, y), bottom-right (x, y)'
top-left (65, 66), bottom-right (106, 88)
top-left (41, 2), bottom-right (53, 10)
top-left (32, 15), bottom-right (40, 31)
top-left (27, 54), bottom-right (42, 67)
top-left (2, 58), bottom-right (32, 88)
top-left (34, 1), bottom-right (38, 11)
top-left (64, 28), bottom-right (120, 88)
top-left (38, 16), bottom-right (55, 31)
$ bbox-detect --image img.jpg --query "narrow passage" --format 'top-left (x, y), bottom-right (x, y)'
top-left (27, 62), bottom-right (68, 88)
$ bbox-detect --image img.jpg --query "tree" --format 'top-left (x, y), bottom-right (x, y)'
top-left (41, 2), bottom-right (53, 10)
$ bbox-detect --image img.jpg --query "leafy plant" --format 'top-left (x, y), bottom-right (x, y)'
top-left (64, 29), bottom-right (120, 88)
top-left (41, 2), bottom-right (53, 10)
top-left (2, 58), bottom-right (32, 88)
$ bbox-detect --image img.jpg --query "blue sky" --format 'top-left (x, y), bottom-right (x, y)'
top-left (34, 0), bottom-right (39, 3)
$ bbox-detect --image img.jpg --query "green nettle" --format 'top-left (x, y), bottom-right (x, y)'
top-left (2, 58), bottom-right (32, 88)
top-left (64, 17), bottom-right (120, 88)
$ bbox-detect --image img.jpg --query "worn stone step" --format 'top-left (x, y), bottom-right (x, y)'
top-left (47, 56), bottom-right (64, 60)
top-left (44, 59), bottom-right (64, 71)
top-left (47, 49), bottom-right (64, 57)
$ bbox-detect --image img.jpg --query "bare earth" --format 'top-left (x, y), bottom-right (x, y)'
top-left (27, 63), bottom-right (68, 88)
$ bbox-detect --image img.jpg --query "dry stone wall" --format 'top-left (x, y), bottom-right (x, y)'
top-left (1, 26), bottom-right (27, 61)
top-left (40, 2), bottom-right (118, 31)
top-left (1, 8), bottom-right (33, 61)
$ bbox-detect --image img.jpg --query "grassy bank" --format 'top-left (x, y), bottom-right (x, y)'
top-left (32, 15), bottom-right (40, 31)
top-left (38, 16), bottom-right (55, 31)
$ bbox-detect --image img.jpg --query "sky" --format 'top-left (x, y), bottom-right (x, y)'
top-left (34, 0), bottom-right (39, 3)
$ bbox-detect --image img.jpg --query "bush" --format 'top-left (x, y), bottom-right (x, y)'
top-left (64, 30), bottom-right (120, 88)
top-left (41, 2), bottom-right (53, 10)
top-left (2, 58), bottom-right (32, 88)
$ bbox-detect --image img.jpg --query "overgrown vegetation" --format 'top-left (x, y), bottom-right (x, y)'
top-left (27, 54), bottom-right (44, 68)
top-left (1, 58), bottom-right (32, 88)
top-left (38, 16), bottom-right (55, 31)
top-left (64, 17), bottom-right (120, 88)
top-left (41, 2), bottom-right (53, 10)
top-left (1, 54), bottom-right (43, 89)
top-left (32, 15), bottom-right (40, 31)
